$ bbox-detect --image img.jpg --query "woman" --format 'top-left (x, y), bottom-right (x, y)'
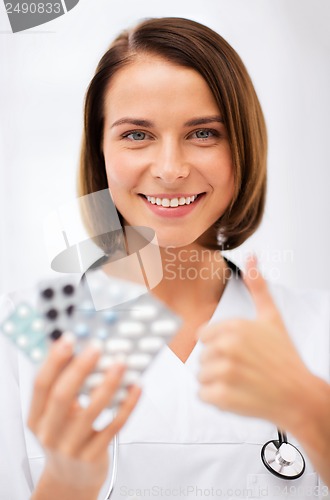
top-left (2, 17), bottom-right (329, 500)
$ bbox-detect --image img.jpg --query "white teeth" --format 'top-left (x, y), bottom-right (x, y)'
top-left (145, 194), bottom-right (199, 207)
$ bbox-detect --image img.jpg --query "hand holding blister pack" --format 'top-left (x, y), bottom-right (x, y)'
top-left (1, 272), bottom-right (181, 408)
top-left (0, 189), bottom-right (182, 408)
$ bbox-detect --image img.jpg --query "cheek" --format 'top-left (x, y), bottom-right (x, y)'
top-left (104, 146), bottom-right (147, 190)
top-left (216, 146), bottom-right (234, 189)
top-left (198, 148), bottom-right (234, 189)
top-left (104, 156), bottom-right (134, 191)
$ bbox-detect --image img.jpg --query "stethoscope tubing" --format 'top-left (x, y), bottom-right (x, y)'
top-left (105, 411), bottom-right (119, 499)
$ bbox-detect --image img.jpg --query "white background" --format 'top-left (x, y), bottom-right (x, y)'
top-left (0, 0), bottom-right (329, 295)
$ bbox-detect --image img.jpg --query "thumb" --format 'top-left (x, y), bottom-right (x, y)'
top-left (243, 254), bottom-right (284, 328)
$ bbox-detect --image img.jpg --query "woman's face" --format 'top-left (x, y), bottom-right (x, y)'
top-left (102, 55), bottom-right (234, 248)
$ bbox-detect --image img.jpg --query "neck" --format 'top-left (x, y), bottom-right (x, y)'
top-left (151, 243), bottom-right (230, 315)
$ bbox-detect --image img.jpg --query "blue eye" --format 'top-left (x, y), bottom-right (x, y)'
top-left (194, 129), bottom-right (215, 139)
top-left (125, 131), bottom-right (146, 141)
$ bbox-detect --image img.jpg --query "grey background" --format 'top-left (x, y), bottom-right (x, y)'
top-left (0, 0), bottom-right (329, 295)
top-left (5, 1), bottom-right (65, 33)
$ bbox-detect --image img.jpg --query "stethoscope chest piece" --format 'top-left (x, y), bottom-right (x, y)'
top-left (261, 440), bottom-right (305, 479)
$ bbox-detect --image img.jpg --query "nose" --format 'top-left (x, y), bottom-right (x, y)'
top-left (150, 139), bottom-right (190, 183)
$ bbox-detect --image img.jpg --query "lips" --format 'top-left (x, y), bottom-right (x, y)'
top-left (139, 193), bottom-right (204, 208)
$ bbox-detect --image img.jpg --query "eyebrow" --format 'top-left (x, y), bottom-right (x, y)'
top-left (110, 115), bottom-right (224, 129)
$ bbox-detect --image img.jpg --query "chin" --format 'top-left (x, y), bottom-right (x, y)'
top-left (154, 231), bottom-right (201, 249)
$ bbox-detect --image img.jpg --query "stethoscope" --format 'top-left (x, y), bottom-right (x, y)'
top-left (101, 257), bottom-right (306, 499)
top-left (261, 429), bottom-right (305, 480)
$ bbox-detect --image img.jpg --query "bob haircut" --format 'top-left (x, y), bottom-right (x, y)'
top-left (78, 17), bottom-right (267, 251)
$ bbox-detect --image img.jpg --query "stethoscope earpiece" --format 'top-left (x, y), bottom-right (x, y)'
top-left (261, 437), bottom-right (305, 480)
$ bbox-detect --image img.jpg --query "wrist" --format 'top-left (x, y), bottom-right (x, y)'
top-left (287, 374), bottom-right (330, 456)
top-left (31, 469), bottom-right (100, 500)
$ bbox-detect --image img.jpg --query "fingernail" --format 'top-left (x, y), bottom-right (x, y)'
top-left (110, 363), bottom-right (126, 375)
top-left (85, 340), bottom-right (103, 356)
top-left (62, 331), bottom-right (75, 345)
top-left (56, 331), bottom-right (75, 352)
top-left (247, 253), bottom-right (258, 265)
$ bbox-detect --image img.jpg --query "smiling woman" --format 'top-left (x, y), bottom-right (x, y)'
top-left (21, 16), bottom-right (330, 500)
top-left (101, 56), bottom-right (235, 247)
top-left (79, 16), bottom-right (267, 251)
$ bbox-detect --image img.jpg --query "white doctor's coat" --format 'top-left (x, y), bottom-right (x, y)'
top-left (0, 272), bottom-right (329, 500)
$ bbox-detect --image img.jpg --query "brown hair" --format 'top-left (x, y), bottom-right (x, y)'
top-left (78, 17), bottom-right (267, 251)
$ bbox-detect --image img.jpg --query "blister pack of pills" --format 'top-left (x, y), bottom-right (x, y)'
top-left (0, 271), bottom-right (181, 407)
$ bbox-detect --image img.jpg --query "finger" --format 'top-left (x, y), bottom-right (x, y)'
top-left (198, 382), bottom-right (232, 410)
top-left (83, 384), bottom-right (142, 460)
top-left (196, 322), bottom-right (219, 343)
top-left (64, 364), bottom-right (127, 451)
top-left (27, 335), bottom-right (74, 431)
top-left (199, 332), bottom-right (235, 363)
top-left (38, 345), bottom-right (102, 443)
top-left (198, 359), bottom-right (237, 385)
top-left (243, 254), bottom-right (284, 327)
top-left (82, 364), bottom-right (127, 425)
top-left (198, 352), bottom-right (259, 387)
top-left (198, 375), bottom-right (279, 421)
top-left (198, 381), bottom-right (259, 416)
top-left (197, 319), bottom-right (247, 344)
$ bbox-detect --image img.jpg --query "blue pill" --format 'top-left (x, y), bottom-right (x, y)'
top-left (74, 323), bottom-right (90, 337)
top-left (102, 310), bottom-right (118, 323)
top-left (96, 327), bottom-right (109, 340)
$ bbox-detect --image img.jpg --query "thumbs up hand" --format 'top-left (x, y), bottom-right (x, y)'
top-left (197, 255), bottom-right (317, 432)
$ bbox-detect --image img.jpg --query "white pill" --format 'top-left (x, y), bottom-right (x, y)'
top-left (17, 305), bottom-right (31, 318)
top-left (112, 353), bottom-right (128, 364)
top-left (105, 338), bottom-right (133, 354)
top-left (127, 353), bottom-right (152, 370)
top-left (30, 347), bottom-right (44, 362)
top-left (117, 321), bottom-right (144, 337)
top-left (123, 370), bottom-right (140, 386)
top-left (97, 355), bottom-right (115, 370)
top-left (17, 335), bottom-right (28, 347)
top-left (85, 372), bottom-right (105, 389)
top-left (130, 305), bottom-right (158, 320)
top-left (88, 338), bottom-right (104, 352)
top-left (3, 321), bottom-right (15, 335)
top-left (31, 319), bottom-right (44, 332)
top-left (151, 319), bottom-right (178, 336)
top-left (138, 337), bottom-right (164, 353)
top-left (62, 331), bottom-right (76, 346)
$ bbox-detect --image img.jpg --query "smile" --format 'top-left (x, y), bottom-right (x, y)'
top-left (141, 193), bottom-right (202, 208)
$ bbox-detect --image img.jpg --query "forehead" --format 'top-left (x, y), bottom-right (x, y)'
top-left (103, 55), bottom-right (220, 122)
